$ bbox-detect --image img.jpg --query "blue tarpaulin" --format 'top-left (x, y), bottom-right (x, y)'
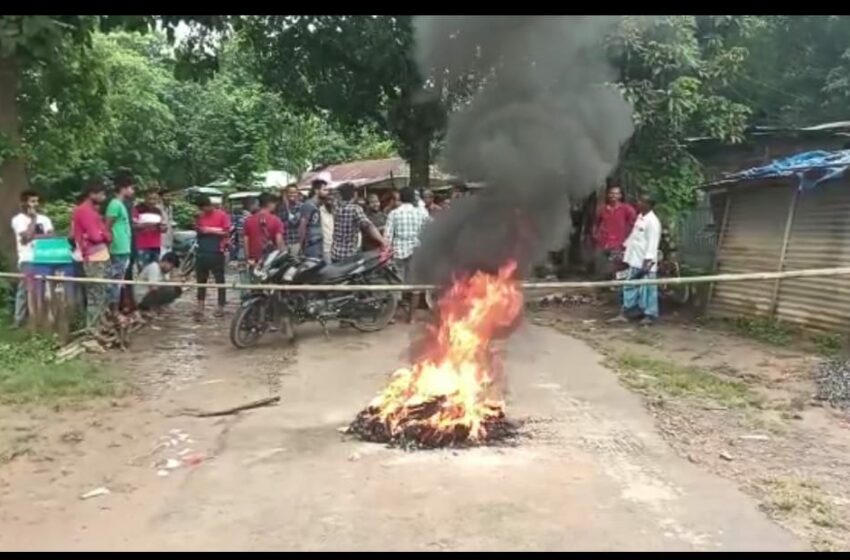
top-left (724, 150), bottom-right (850, 190)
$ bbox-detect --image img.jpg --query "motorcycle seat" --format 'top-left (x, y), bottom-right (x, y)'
top-left (318, 250), bottom-right (383, 281)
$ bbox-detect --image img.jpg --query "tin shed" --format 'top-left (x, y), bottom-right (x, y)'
top-left (701, 151), bottom-right (850, 332)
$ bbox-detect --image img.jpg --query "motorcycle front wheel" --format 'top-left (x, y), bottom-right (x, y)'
top-left (230, 299), bottom-right (269, 349)
top-left (350, 275), bottom-right (399, 333)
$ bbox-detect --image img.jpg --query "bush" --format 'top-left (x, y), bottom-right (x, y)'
top-left (40, 199), bottom-right (75, 235)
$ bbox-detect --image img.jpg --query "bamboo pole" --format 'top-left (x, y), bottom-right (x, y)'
top-left (770, 187), bottom-right (799, 316)
top-left (2, 267), bottom-right (850, 293)
top-left (706, 193), bottom-right (732, 307)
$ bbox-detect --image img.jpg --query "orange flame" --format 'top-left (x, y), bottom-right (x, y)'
top-left (365, 260), bottom-right (523, 444)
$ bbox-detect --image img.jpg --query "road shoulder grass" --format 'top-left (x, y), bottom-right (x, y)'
top-left (0, 325), bottom-right (117, 403)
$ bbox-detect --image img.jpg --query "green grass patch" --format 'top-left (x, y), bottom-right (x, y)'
top-left (625, 329), bottom-right (662, 348)
top-left (0, 325), bottom-right (115, 403)
top-left (760, 477), bottom-right (844, 530)
top-left (728, 316), bottom-right (797, 346)
top-left (612, 352), bottom-right (760, 407)
top-left (808, 332), bottom-right (845, 357)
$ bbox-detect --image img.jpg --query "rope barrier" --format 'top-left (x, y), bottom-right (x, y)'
top-left (2, 267), bottom-right (850, 293)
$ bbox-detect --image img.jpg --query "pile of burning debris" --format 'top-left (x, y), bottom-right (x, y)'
top-left (814, 358), bottom-right (850, 411)
top-left (348, 262), bottom-right (523, 450)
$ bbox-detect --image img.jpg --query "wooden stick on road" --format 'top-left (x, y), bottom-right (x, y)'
top-left (173, 396), bottom-right (281, 418)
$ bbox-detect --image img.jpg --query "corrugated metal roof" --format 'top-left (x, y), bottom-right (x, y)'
top-left (698, 152), bottom-right (850, 192)
top-left (297, 158), bottom-right (453, 189)
top-left (687, 120), bottom-right (850, 144)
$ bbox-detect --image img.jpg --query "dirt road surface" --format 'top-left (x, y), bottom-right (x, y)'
top-left (0, 304), bottom-right (801, 551)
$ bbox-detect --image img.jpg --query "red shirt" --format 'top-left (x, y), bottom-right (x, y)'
top-left (132, 204), bottom-right (163, 250)
top-left (243, 210), bottom-right (284, 261)
top-left (195, 209), bottom-right (232, 254)
top-left (71, 200), bottom-right (111, 259)
top-left (595, 202), bottom-right (637, 251)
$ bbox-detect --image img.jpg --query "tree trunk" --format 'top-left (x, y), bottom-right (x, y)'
top-left (0, 55), bottom-right (28, 261)
top-left (408, 132), bottom-right (431, 189)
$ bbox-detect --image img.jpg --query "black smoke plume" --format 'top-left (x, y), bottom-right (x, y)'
top-left (410, 16), bottom-right (634, 286)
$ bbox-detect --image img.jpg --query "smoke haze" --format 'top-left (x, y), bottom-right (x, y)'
top-left (410, 16), bottom-right (634, 285)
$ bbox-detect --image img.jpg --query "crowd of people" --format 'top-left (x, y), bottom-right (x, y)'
top-left (11, 171), bottom-right (182, 331)
top-left (9, 170), bottom-right (465, 330)
top-left (223, 173), bottom-right (463, 323)
top-left (10, 172), bottom-right (665, 332)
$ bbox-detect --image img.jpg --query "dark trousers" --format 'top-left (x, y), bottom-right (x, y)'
top-left (196, 252), bottom-right (226, 306)
top-left (139, 286), bottom-right (182, 311)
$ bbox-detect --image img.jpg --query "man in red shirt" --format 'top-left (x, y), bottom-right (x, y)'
top-left (593, 183), bottom-right (636, 279)
top-left (71, 181), bottom-right (111, 327)
top-left (194, 196), bottom-right (232, 319)
top-left (243, 192), bottom-right (285, 266)
top-left (133, 189), bottom-right (165, 272)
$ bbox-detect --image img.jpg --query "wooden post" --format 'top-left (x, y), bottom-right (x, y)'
top-left (770, 187), bottom-right (800, 317)
top-left (706, 192), bottom-right (732, 309)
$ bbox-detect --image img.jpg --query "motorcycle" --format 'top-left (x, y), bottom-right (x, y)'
top-left (229, 249), bottom-right (401, 349)
top-left (171, 231), bottom-right (197, 277)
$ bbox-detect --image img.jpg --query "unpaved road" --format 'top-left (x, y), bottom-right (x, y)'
top-left (0, 305), bottom-right (801, 551)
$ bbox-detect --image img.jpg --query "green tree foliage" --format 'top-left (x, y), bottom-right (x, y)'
top-left (609, 16), bottom-right (754, 218)
top-left (239, 16), bottom-right (454, 187)
top-left (16, 28), bottom-right (396, 205)
top-left (9, 15), bottom-right (850, 239)
top-left (728, 16), bottom-right (850, 126)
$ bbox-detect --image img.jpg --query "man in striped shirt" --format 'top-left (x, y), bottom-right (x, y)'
top-left (386, 186), bottom-right (431, 322)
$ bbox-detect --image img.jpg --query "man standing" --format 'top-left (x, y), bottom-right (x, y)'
top-left (104, 178), bottom-right (134, 312)
top-left (386, 186), bottom-right (430, 323)
top-left (362, 193), bottom-right (387, 252)
top-left (72, 181), bottom-right (112, 328)
top-left (422, 189), bottom-right (442, 217)
top-left (11, 190), bottom-right (54, 328)
top-left (230, 195), bottom-right (257, 262)
top-left (593, 182), bottom-right (637, 279)
top-left (133, 189), bottom-right (164, 271)
top-left (613, 194), bottom-right (661, 326)
top-left (194, 196), bottom-right (232, 319)
top-left (299, 173), bottom-right (331, 260)
top-left (320, 193), bottom-right (335, 262)
top-left (331, 182), bottom-right (385, 263)
top-left (158, 187), bottom-right (175, 253)
top-left (243, 192), bottom-right (285, 267)
top-left (278, 184), bottom-right (303, 256)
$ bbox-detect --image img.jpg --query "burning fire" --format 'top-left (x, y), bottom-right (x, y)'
top-left (350, 261), bottom-right (524, 448)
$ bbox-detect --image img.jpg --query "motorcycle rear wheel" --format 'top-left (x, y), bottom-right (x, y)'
top-left (350, 275), bottom-right (399, 333)
top-left (230, 299), bottom-right (268, 348)
top-left (661, 261), bottom-right (691, 306)
top-left (180, 250), bottom-right (196, 277)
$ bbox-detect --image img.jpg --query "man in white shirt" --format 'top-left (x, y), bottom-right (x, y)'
top-left (136, 252), bottom-right (183, 313)
top-left (10, 190), bottom-right (54, 327)
top-left (612, 194), bottom-right (661, 325)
